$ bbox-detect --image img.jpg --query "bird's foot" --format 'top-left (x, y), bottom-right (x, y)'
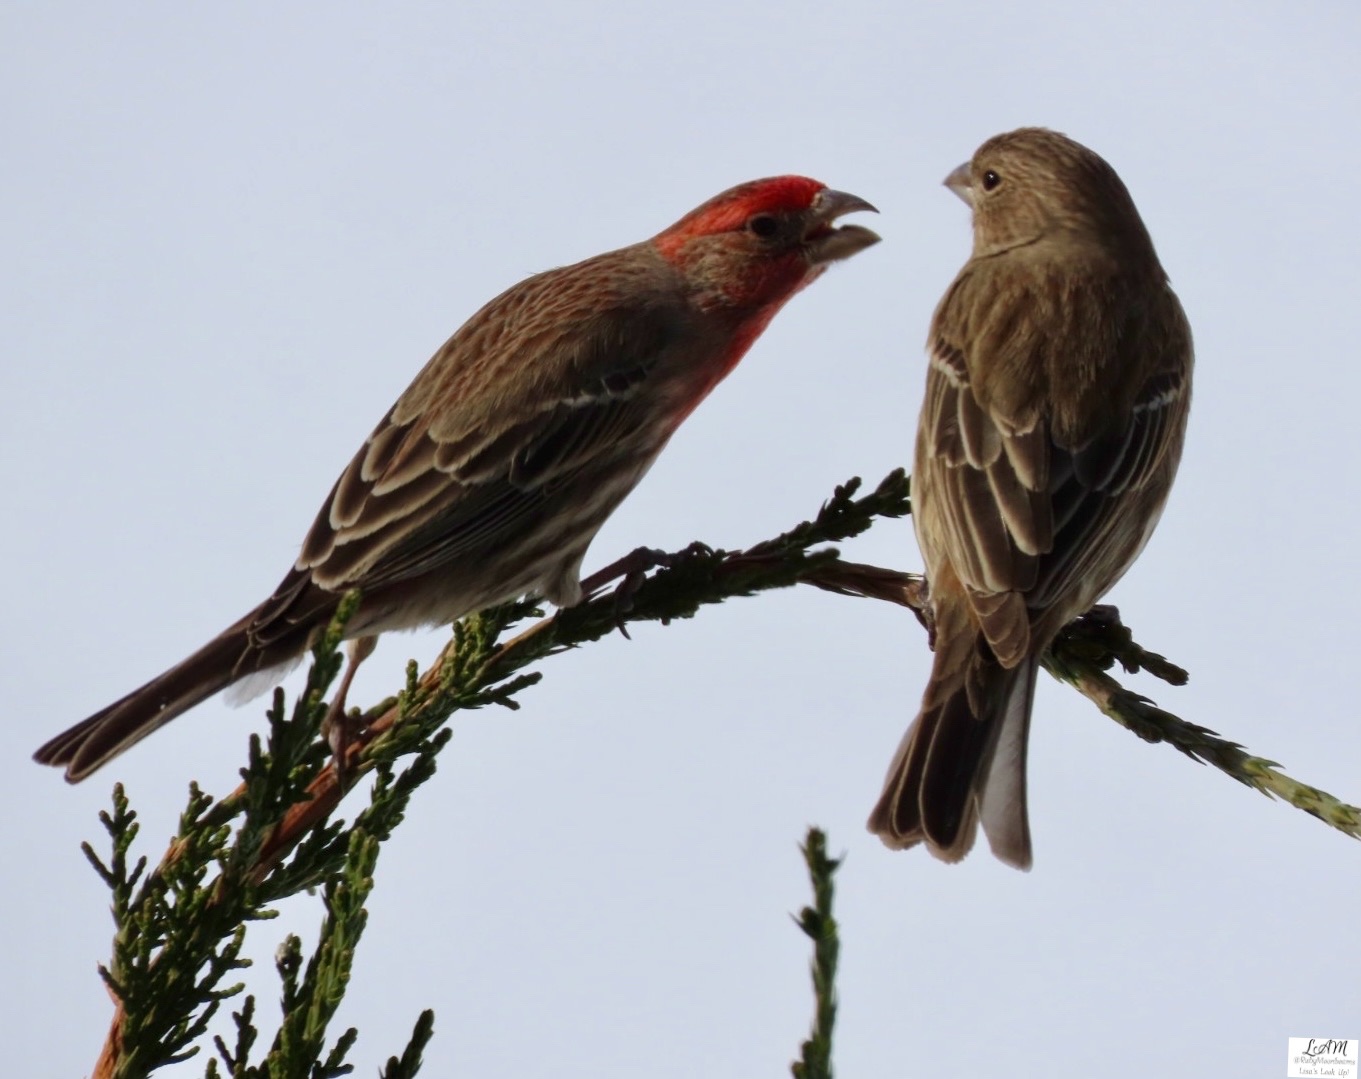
top-left (580, 543), bottom-right (714, 639)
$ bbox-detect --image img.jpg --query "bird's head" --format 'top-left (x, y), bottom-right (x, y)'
top-left (945, 127), bottom-right (1154, 261)
top-left (654, 176), bottom-right (880, 312)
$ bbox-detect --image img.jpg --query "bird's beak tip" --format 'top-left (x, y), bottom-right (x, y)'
top-left (943, 162), bottom-right (974, 208)
top-left (813, 188), bottom-right (879, 219)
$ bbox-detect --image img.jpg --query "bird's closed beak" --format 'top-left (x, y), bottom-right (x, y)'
top-left (944, 162), bottom-right (973, 207)
top-left (806, 188), bottom-right (881, 264)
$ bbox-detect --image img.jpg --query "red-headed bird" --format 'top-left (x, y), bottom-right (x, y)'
top-left (37, 177), bottom-right (879, 781)
top-left (868, 128), bottom-right (1192, 868)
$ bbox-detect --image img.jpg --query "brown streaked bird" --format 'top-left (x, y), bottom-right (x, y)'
top-left (868, 128), bottom-right (1192, 868)
top-left (36, 177), bottom-right (879, 782)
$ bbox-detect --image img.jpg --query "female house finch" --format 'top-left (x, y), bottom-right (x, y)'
top-left (868, 128), bottom-right (1192, 869)
top-left (37, 177), bottom-right (879, 781)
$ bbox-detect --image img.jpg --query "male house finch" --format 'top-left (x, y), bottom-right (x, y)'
top-left (868, 128), bottom-right (1192, 869)
top-left (37, 177), bottom-right (879, 781)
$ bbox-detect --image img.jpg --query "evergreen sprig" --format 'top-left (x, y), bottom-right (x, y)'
top-left (791, 828), bottom-right (842, 1079)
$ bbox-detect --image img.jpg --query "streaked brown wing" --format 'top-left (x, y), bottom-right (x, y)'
top-left (1025, 366), bottom-right (1188, 615)
top-left (317, 391), bottom-right (658, 592)
top-left (917, 339), bottom-right (1044, 666)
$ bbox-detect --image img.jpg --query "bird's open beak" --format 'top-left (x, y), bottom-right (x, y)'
top-left (805, 188), bottom-right (881, 264)
top-left (943, 162), bottom-right (973, 208)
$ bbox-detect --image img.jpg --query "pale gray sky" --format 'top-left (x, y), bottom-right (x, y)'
top-left (4, 3), bottom-right (1359, 1077)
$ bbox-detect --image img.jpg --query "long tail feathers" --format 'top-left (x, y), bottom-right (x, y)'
top-left (34, 615), bottom-right (288, 783)
top-left (868, 646), bottom-right (1037, 870)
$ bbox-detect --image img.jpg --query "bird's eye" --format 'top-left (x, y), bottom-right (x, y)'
top-left (747, 213), bottom-right (780, 238)
top-left (982, 170), bottom-right (1002, 192)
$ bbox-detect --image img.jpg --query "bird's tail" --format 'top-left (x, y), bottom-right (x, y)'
top-left (34, 610), bottom-right (299, 783)
top-left (867, 621), bottom-right (1037, 869)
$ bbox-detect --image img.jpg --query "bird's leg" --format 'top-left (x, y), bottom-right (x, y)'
top-left (578, 546), bottom-right (672, 598)
top-left (321, 634), bottom-right (378, 782)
